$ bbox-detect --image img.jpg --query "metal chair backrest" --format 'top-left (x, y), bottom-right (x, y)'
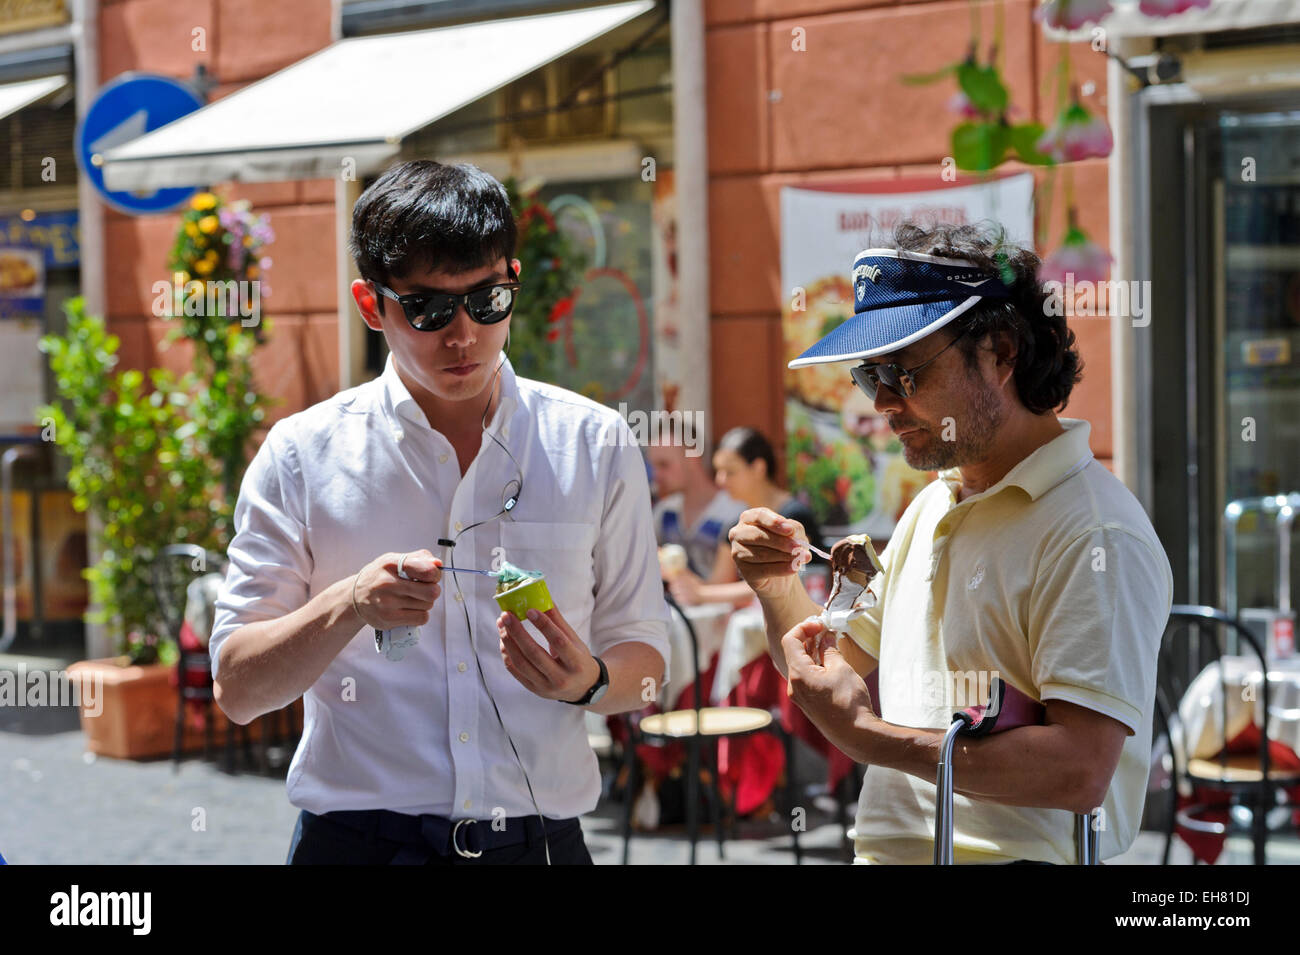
top-left (150, 544), bottom-right (227, 645)
top-left (1159, 604), bottom-right (1272, 785)
top-left (663, 590), bottom-right (702, 717)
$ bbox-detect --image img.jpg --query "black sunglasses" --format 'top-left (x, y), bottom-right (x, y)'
top-left (371, 265), bottom-right (521, 332)
top-left (849, 323), bottom-right (970, 401)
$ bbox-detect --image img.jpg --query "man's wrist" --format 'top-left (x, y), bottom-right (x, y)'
top-left (846, 701), bottom-right (880, 764)
top-left (564, 655), bottom-right (607, 705)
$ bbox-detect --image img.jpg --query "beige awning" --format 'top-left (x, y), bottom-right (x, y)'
top-left (1102, 0), bottom-right (1300, 38)
top-left (0, 75), bottom-right (67, 122)
top-left (98, 1), bottom-right (654, 191)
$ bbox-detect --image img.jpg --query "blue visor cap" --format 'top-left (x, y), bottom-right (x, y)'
top-left (788, 249), bottom-right (1013, 368)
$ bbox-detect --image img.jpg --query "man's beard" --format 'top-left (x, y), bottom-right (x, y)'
top-left (899, 376), bottom-right (1005, 471)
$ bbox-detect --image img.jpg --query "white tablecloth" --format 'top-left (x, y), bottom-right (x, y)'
top-left (1178, 655), bottom-right (1300, 761)
top-left (711, 605), bottom-right (769, 704)
top-left (665, 602), bottom-right (732, 706)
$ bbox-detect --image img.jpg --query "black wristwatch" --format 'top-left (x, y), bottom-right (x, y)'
top-left (564, 656), bottom-right (609, 706)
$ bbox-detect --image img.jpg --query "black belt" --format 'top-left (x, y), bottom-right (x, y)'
top-left (315, 809), bottom-right (576, 863)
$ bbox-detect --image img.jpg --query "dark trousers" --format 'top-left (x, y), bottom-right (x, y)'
top-left (287, 809), bottom-right (593, 865)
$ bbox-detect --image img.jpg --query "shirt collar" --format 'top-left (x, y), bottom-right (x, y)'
top-left (938, 418), bottom-right (1093, 504)
top-left (380, 351), bottom-right (519, 433)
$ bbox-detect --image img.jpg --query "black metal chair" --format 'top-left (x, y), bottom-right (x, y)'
top-left (1156, 604), bottom-right (1300, 864)
top-left (151, 544), bottom-right (249, 773)
top-left (620, 593), bottom-right (801, 864)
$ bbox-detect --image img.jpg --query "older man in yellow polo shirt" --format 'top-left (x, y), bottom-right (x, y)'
top-left (731, 223), bottom-right (1173, 864)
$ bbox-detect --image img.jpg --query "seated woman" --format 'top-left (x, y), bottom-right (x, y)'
top-left (666, 426), bottom-right (826, 607)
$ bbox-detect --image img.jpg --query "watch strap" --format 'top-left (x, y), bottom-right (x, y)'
top-left (565, 655), bottom-right (608, 705)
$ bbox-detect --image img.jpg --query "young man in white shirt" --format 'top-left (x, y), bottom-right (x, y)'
top-left (209, 160), bottom-right (669, 865)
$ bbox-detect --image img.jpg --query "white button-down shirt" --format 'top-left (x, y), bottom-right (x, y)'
top-left (209, 353), bottom-right (670, 820)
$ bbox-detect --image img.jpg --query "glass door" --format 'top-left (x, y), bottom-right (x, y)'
top-left (1212, 107), bottom-right (1300, 617)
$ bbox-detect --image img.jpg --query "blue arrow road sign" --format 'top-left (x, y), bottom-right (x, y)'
top-left (76, 73), bottom-right (204, 215)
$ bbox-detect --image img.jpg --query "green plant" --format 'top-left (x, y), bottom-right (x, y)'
top-left (38, 300), bottom-right (215, 661)
top-left (38, 196), bottom-right (273, 664)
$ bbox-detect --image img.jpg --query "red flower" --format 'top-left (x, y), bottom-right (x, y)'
top-left (548, 296), bottom-right (575, 324)
top-left (546, 327), bottom-right (561, 343)
top-left (835, 476), bottom-right (852, 500)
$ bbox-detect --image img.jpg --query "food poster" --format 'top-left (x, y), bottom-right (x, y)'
top-left (780, 174), bottom-right (1035, 542)
top-left (0, 247), bottom-right (45, 317)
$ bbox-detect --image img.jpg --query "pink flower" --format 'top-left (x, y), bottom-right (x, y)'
top-left (1034, 0), bottom-right (1113, 30)
top-left (948, 91), bottom-right (983, 119)
top-left (1138, 0), bottom-right (1211, 16)
top-left (1037, 101), bottom-right (1113, 161)
top-left (1040, 226), bottom-right (1113, 285)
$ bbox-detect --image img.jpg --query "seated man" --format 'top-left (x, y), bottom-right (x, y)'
top-left (647, 424), bottom-right (745, 603)
top-left (730, 222), bottom-right (1173, 864)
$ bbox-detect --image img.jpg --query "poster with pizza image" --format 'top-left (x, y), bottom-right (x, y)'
top-left (780, 174), bottom-right (1034, 541)
top-left (0, 247), bottom-right (45, 317)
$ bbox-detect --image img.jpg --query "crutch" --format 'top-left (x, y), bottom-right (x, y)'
top-left (934, 676), bottom-right (1100, 865)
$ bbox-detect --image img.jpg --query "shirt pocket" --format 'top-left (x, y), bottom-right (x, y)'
top-left (498, 521), bottom-right (599, 639)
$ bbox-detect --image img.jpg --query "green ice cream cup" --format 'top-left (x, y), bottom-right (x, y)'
top-left (494, 575), bottom-right (554, 620)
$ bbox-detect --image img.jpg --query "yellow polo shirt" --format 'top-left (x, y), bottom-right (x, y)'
top-left (843, 418), bottom-right (1173, 864)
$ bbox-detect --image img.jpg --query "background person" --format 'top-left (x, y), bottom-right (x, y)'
top-left (671, 426), bottom-right (826, 607)
top-left (647, 423), bottom-right (745, 597)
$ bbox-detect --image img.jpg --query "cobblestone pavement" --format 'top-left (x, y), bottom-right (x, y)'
top-left (3, 704), bottom-right (1295, 865)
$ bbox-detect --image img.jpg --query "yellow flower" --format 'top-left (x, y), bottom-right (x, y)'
top-left (198, 215), bottom-right (219, 234)
top-left (246, 266), bottom-right (259, 279)
top-left (194, 259), bottom-right (214, 276)
top-left (185, 222), bottom-right (199, 238)
top-left (191, 193), bottom-right (218, 211)
top-left (204, 248), bottom-right (219, 263)
top-left (243, 235), bottom-right (254, 247)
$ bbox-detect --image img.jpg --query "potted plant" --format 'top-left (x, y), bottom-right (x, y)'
top-left (42, 191), bottom-right (278, 759)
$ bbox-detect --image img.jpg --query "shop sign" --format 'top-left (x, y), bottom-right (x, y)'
top-left (0, 210), bottom-right (78, 268)
top-left (0, 0), bottom-right (68, 36)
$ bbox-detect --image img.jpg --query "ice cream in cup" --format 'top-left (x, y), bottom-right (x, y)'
top-left (493, 561), bottom-right (555, 620)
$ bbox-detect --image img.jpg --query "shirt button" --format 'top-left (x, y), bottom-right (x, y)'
top-left (454, 521), bottom-right (463, 531)
top-left (392, 429), bottom-right (404, 442)
top-left (502, 427), bottom-right (509, 439)
top-left (439, 453), bottom-right (449, 463)
top-left (459, 732), bottom-right (470, 743)
top-left (464, 799), bottom-right (472, 810)
top-left (458, 662), bottom-right (468, 673)
top-left (454, 592), bottom-right (464, 603)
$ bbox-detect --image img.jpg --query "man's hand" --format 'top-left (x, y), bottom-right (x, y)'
top-left (351, 550), bottom-right (442, 630)
top-left (728, 507), bottom-right (812, 598)
top-left (781, 616), bottom-right (877, 761)
top-left (498, 606), bottom-right (602, 703)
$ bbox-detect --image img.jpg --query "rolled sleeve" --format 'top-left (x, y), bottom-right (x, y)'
top-left (209, 425), bottom-right (312, 679)
top-left (588, 422), bottom-right (670, 676)
top-left (1028, 524), bottom-right (1172, 735)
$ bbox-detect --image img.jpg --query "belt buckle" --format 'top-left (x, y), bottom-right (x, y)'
top-left (452, 818), bottom-right (482, 859)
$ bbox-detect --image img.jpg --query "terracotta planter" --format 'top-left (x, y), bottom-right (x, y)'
top-left (66, 657), bottom-right (300, 761)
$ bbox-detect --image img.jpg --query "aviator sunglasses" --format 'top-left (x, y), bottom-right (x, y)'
top-left (849, 322), bottom-right (971, 401)
top-left (370, 264), bottom-right (521, 332)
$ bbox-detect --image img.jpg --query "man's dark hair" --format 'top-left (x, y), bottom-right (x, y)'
top-left (718, 426), bottom-right (779, 485)
top-left (348, 161), bottom-right (517, 301)
top-left (892, 221), bottom-right (1082, 415)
